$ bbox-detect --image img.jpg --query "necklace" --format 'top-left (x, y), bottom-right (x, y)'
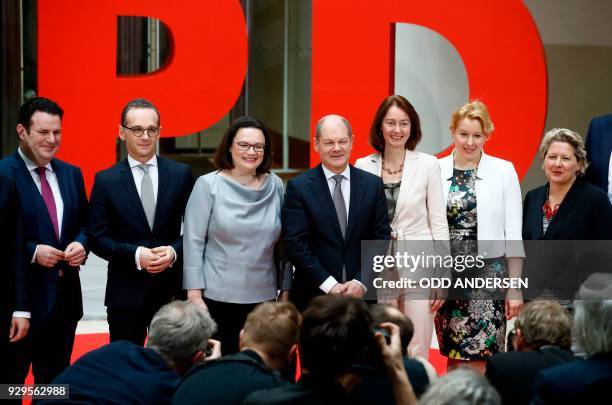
top-left (542, 200), bottom-right (560, 220)
top-left (543, 184), bottom-right (562, 220)
top-left (239, 176), bottom-right (257, 187)
top-left (382, 161), bottom-right (403, 175)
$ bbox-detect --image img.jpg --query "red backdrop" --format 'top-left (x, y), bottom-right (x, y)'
top-left (38, 0), bottom-right (546, 190)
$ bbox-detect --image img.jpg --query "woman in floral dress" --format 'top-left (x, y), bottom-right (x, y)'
top-left (435, 101), bottom-right (524, 373)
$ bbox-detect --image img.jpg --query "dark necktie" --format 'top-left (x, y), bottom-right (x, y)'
top-left (332, 174), bottom-right (348, 282)
top-left (332, 174), bottom-right (347, 238)
top-left (36, 167), bottom-right (60, 239)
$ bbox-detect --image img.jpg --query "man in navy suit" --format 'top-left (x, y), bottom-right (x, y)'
top-left (282, 115), bottom-right (390, 310)
top-left (89, 98), bottom-right (193, 345)
top-left (0, 97), bottom-right (88, 383)
top-left (0, 173), bottom-right (27, 382)
top-left (584, 114), bottom-right (612, 203)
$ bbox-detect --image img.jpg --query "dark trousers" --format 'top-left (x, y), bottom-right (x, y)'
top-left (204, 298), bottom-right (259, 355)
top-left (107, 293), bottom-right (169, 346)
top-left (1, 311), bottom-right (12, 382)
top-left (6, 280), bottom-right (78, 384)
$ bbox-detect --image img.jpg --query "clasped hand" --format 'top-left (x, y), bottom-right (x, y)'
top-left (140, 246), bottom-right (175, 273)
top-left (36, 241), bottom-right (86, 268)
top-left (330, 280), bottom-right (365, 298)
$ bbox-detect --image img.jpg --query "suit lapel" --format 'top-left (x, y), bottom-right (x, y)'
top-left (394, 150), bottom-right (419, 224)
top-left (529, 186), bottom-right (546, 239)
top-left (153, 157), bottom-right (168, 231)
top-left (345, 165), bottom-right (363, 241)
top-left (52, 160), bottom-right (69, 244)
top-left (308, 165), bottom-right (344, 240)
top-left (544, 181), bottom-right (580, 239)
top-left (12, 152), bottom-right (60, 244)
top-left (439, 154), bottom-right (454, 202)
top-left (120, 159), bottom-right (151, 232)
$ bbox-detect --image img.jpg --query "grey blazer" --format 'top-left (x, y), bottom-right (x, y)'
top-left (183, 172), bottom-right (286, 303)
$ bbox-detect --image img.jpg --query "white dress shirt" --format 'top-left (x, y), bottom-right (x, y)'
top-left (18, 148), bottom-right (64, 242)
top-left (321, 164), bottom-right (350, 220)
top-left (127, 155), bottom-right (176, 270)
top-left (128, 154), bottom-right (159, 201)
top-left (16, 148), bottom-right (66, 319)
top-left (318, 164), bottom-right (364, 294)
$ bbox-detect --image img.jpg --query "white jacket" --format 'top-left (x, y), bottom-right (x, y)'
top-left (356, 150), bottom-right (449, 241)
top-left (438, 150), bottom-right (524, 258)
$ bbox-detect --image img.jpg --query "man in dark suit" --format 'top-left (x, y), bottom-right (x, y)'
top-left (0, 97), bottom-right (88, 383)
top-left (89, 98), bottom-right (194, 345)
top-left (282, 115), bottom-right (390, 310)
top-left (0, 173), bottom-right (27, 382)
top-left (486, 300), bottom-right (577, 405)
top-left (38, 300), bottom-right (219, 405)
top-left (584, 114), bottom-right (612, 203)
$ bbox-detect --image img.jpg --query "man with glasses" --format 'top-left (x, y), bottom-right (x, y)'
top-left (0, 97), bottom-right (88, 383)
top-left (89, 98), bottom-right (194, 345)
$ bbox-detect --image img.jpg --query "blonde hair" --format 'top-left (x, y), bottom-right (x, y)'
top-left (538, 128), bottom-right (588, 176)
top-left (449, 100), bottom-right (495, 134)
top-left (241, 302), bottom-right (301, 360)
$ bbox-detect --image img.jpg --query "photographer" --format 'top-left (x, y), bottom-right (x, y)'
top-left (37, 301), bottom-right (219, 404)
top-left (243, 295), bottom-right (416, 405)
top-left (350, 304), bottom-right (432, 403)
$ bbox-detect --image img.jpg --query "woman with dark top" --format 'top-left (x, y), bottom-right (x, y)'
top-left (523, 127), bottom-right (612, 240)
top-left (435, 101), bottom-right (524, 373)
top-left (522, 128), bottom-right (612, 303)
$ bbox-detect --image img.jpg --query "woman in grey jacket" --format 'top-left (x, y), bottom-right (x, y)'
top-left (183, 116), bottom-right (286, 354)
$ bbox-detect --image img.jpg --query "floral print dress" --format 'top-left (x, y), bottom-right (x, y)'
top-left (434, 168), bottom-right (506, 360)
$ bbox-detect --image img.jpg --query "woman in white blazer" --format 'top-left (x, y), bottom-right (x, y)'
top-left (356, 95), bottom-right (449, 360)
top-left (434, 100), bottom-right (523, 373)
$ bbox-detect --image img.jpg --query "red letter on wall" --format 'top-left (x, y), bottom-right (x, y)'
top-left (311, 0), bottom-right (547, 179)
top-left (38, 0), bottom-right (247, 190)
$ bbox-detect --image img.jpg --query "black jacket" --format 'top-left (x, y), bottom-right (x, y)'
top-left (88, 157), bottom-right (193, 309)
top-left (486, 346), bottom-right (577, 405)
top-left (282, 164), bottom-right (390, 310)
top-left (522, 180), bottom-right (612, 241)
top-left (243, 374), bottom-right (349, 405)
top-left (174, 350), bottom-right (286, 405)
top-left (349, 357), bottom-right (430, 402)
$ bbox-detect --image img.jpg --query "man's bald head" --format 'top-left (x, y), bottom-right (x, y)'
top-left (315, 115), bottom-right (352, 139)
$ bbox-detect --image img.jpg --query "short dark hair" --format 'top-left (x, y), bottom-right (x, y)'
top-left (300, 295), bottom-right (373, 377)
top-left (369, 95), bottom-right (422, 152)
top-left (213, 116), bottom-right (272, 175)
top-left (120, 98), bottom-right (160, 127)
top-left (17, 97), bottom-right (64, 131)
top-left (369, 304), bottom-right (414, 356)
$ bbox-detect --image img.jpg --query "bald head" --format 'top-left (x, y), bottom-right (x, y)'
top-left (315, 115), bottom-right (352, 140)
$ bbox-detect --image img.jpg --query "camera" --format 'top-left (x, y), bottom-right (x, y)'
top-left (350, 326), bottom-right (390, 374)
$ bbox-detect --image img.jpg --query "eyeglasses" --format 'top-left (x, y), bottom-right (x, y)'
top-left (235, 142), bottom-right (265, 153)
top-left (383, 120), bottom-right (410, 130)
top-left (121, 125), bottom-right (159, 137)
